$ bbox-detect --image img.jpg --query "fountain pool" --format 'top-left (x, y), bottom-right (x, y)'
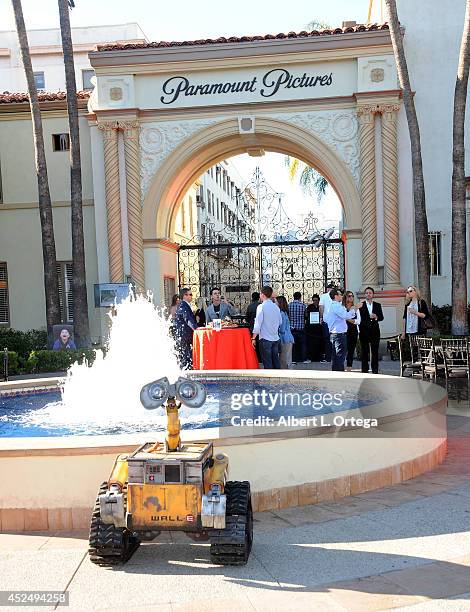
top-left (0, 296), bottom-right (448, 532)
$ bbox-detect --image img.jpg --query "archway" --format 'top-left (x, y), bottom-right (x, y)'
top-left (141, 117), bottom-right (363, 303)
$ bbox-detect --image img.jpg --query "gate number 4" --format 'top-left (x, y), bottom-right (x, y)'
top-left (284, 264), bottom-right (295, 278)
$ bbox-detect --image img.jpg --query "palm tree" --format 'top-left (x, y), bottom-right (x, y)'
top-left (305, 20), bottom-right (331, 31)
top-left (11, 0), bottom-right (61, 346)
top-left (57, 0), bottom-right (90, 347)
top-left (285, 157), bottom-right (328, 202)
top-left (451, 0), bottom-right (470, 336)
top-left (384, 0), bottom-right (432, 308)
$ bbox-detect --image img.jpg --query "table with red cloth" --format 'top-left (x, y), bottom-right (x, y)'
top-left (192, 327), bottom-right (259, 370)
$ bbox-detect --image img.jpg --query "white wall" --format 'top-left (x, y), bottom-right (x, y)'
top-left (0, 23), bottom-right (146, 93)
top-left (0, 114), bottom-right (100, 340)
top-left (397, 0), bottom-right (469, 304)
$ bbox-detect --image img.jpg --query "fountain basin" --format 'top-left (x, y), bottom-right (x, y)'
top-left (0, 371), bottom-right (447, 532)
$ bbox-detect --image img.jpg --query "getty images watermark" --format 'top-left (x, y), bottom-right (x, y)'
top-left (229, 389), bottom-right (378, 429)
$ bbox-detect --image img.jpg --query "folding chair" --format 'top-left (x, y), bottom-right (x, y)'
top-left (398, 335), bottom-right (421, 377)
top-left (441, 338), bottom-right (470, 379)
top-left (417, 337), bottom-right (445, 381)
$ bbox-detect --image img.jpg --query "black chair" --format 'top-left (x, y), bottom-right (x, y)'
top-left (398, 335), bottom-right (421, 377)
top-left (417, 337), bottom-right (445, 381)
top-left (441, 338), bottom-right (470, 379)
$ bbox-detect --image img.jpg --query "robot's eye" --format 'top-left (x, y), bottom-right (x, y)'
top-left (178, 382), bottom-right (197, 400)
top-left (149, 384), bottom-right (167, 401)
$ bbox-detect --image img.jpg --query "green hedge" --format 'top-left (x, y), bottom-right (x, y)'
top-left (24, 349), bottom-right (99, 373)
top-left (2, 349), bottom-right (100, 376)
top-left (0, 328), bottom-right (48, 357)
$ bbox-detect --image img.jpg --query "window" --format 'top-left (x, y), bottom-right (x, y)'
top-left (34, 71), bottom-right (45, 90)
top-left (52, 133), bottom-right (70, 152)
top-left (429, 232), bottom-right (442, 276)
top-left (82, 69), bottom-right (94, 90)
top-left (57, 262), bottom-right (73, 322)
top-left (207, 189), bottom-right (211, 214)
top-left (0, 263), bottom-right (9, 325)
top-left (163, 277), bottom-right (175, 309)
top-left (216, 198), bottom-right (220, 220)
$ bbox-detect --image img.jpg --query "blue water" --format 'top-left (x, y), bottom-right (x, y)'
top-left (0, 380), bottom-right (387, 438)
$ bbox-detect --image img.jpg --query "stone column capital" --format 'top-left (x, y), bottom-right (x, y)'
top-left (97, 120), bottom-right (119, 133)
top-left (377, 104), bottom-right (401, 120)
top-left (356, 105), bottom-right (377, 123)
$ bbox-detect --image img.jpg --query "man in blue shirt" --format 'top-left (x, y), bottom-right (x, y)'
top-left (252, 286), bottom-right (282, 369)
top-left (325, 288), bottom-right (361, 371)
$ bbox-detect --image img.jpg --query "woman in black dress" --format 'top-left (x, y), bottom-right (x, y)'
top-left (344, 291), bottom-right (361, 371)
top-left (401, 285), bottom-right (431, 338)
top-left (194, 297), bottom-right (206, 327)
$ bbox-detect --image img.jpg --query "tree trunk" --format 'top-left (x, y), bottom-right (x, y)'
top-left (11, 0), bottom-right (61, 346)
top-left (451, 0), bottom-right (470, 336)
top-left (58, 0), bottom-right (91, 347)
top-left (384, 0), bottom-right (432, 309)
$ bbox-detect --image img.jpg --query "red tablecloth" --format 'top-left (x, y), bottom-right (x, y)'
top-left (193, 327), bottom-right (259, 370)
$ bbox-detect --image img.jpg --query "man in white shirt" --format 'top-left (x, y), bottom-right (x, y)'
top-left (252, 285), bottom-right (282, 369)
top-left (319, 282), bottom-right (336, 363)
top-left (325, 288), bottom-right (361, 371)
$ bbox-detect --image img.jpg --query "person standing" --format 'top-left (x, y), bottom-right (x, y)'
top-left (401, 285), bottom-right (431, 338)
top-left (344, 291), bottom-right (361, 372)
top-left (324, 288), bottom-right (360, 371)
top-left (288, 291), bottom-right (309, 363)
top-left (252, 286), bottom-right (282, 369)
top-left (245, 292), bottom-right (261, 331)
top-left (174, 287), bottom-right (198, 370)
top-left (305, 294), bottom-right (324, 361)
top-left (194, 297), bottom-right (206, 327)
top-left (359, 287), bottom-right (384, 374)
top-left (205, 287), bottom-right (237, 323)
top-left (319, 282), bottom-right (336, 363)
top-left (276, 295), bottom-right (294, 369)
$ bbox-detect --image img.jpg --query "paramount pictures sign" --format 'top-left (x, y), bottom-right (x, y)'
top-left (142, 61), bottom-right (356, 109)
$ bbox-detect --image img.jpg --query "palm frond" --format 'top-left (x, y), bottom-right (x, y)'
top-left (305, 19), bottom-right (331, 31)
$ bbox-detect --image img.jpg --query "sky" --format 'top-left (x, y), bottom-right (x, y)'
top-left (0, 0), bottom-right (385, 228)
top-left (1, 1), bottom-right (384, 40)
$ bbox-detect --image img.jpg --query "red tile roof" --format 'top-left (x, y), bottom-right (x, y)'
top-left (0, 90), bottom-right (90, 104)
top-left (96, 23), bottom-right (389, 52)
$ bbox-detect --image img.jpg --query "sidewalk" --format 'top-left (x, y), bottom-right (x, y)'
top-left (1, 410), bottom-right (470, 611)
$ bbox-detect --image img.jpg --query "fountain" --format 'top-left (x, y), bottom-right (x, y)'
top-left (0, 294), bottom-right (448, 533)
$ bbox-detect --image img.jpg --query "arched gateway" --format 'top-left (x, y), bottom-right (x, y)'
top-left (88, 24), bottom-right (407, 335)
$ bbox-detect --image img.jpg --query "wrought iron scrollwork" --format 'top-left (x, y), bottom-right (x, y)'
top-left (177, 167), bottom-right (344, 311)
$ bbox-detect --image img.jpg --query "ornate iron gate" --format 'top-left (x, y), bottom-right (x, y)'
top-left (177, 168), bottom-right (345, 311)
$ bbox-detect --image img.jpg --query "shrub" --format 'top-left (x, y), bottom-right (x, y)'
top-left (0, 328), bottom-right (48, 358)
top-left (24, 349), bottom-right (99, 374)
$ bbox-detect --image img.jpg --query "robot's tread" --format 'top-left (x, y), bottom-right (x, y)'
top-left (88, 482), bottom-right (140, 567)
top-left (209, 480), bottom-right (253, 566)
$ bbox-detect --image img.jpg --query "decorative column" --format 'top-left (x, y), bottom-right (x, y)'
top-left (121, 120), bottom-right (145, 292)
top-left (380, 104), bottom-right (401, 286)
top-left (98, 122), bottom-right (123, 283)
top-left (357, 105), bottom-right (378, 286)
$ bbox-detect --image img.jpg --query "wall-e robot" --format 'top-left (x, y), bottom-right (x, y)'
top-left (88, 376), bottom-right (253, 566)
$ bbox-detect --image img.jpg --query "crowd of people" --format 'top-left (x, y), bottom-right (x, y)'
top-left (170, 282), bottom-right (432, 372)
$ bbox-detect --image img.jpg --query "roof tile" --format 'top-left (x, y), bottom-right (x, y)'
top-left (96, 23), bottom-right (389, 52)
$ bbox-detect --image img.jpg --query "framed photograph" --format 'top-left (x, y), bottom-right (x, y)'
top-left (52, 324), bottom-right (76, 350)
top-left (94, 283), bottom-right (132, 308)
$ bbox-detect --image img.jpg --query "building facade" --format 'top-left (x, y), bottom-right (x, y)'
top-left (0, 1), bottom-right (469, 343)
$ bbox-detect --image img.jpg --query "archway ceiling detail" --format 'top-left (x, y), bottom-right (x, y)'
top-left (140, 109), bottom-right (360, 199)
